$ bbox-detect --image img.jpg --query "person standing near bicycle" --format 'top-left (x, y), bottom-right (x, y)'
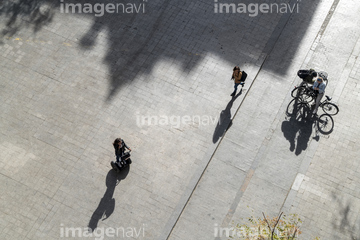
top-left (297, 68), bottom-right (317, 84)
top-left (312, 77), bottom-right (326, 115)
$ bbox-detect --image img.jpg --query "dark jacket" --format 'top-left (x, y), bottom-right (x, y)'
top-left (113, 138), bottom-right (129, 157)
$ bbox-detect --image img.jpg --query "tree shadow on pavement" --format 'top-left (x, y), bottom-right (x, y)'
top-left (0, 0), bottom-right (54, 38)
top-left (331, 193), bottom-right (360, 239)
top-left (281, 100), bottom-right (314, 156)
top-left (88, 167), bottom-right (129, 232)
top-left (212, 89), bottom-right (243, 143)
top-left (0, 0), bottom-right (322, 101)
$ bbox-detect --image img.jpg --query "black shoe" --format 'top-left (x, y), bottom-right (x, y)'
top-left (230, 92), bottom-right (235, 96)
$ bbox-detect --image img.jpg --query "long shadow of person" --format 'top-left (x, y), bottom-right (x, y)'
top-left (212, 89), bottom-right (243, 143)
top-left (281, 100), bottom-right (313, 155)
top-left (281, 117), bottom-right (297, 152)
top-left (295, 114), bottom-right (314, 155)
top-left (88, 167), bottom-right (130, 232)
top-left (282, 99), bottom-right (302, 152)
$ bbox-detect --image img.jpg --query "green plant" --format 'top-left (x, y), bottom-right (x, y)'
top-left (229, 212), bottom-right (318, 240)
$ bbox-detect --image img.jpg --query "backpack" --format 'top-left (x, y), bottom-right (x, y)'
top-left (298, 69), bottom-right (316, 84)
top-left (240, 71), bottom-right (247, 82)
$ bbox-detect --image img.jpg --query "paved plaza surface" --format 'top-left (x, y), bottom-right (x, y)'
top-left (0, 0), bottom-right (360, 239)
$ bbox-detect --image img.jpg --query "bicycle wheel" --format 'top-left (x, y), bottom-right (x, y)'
top-left (291, 86), bottom-right (314, 103)
top-left (291, 86), bottom-right (306, 98)
top-left (317, 114), bottom-right (334, 134)
top-left (286, 98), bottom-right (300, 116)
top-left (321, 102), bottom-right (339, 115)
top-left (300, 91), bottom-right (315, 103)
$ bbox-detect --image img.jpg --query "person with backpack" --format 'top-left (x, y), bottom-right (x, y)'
top-left (298, 69), bottom-right (317, 84)
top-left (113, 138), bottom-right (131, 165)
top-left (231, 66), bottom-right (247, 96)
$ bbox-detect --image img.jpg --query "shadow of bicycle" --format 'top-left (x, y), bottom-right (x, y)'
top-left (281, 98), bottom-right (334, 155)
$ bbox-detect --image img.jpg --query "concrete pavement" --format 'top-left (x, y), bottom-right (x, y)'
top-left (168, 0), bottom-right (360, 239)
top-left (1, 0), bottom-right (360, 239)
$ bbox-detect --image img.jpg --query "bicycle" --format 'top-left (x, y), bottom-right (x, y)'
top-left (291, 84), bottom-right (314, 103)
top-left (286, 99), bottom-right (334, 134)
top-left (317, 95), bottom-right (339, 115)
top-left (286, 98), bottom-right (309, 118)
top-left (292, 70), bottom-right (329, 100)
top-left (316, 113), bottom-right (334, 134)
top-left (291, 87), bottom-right (339, 115)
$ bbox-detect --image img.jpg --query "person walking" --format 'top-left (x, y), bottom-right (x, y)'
top-left (312, 77), bottom-right (326, 114)
top-left (231, 66), bottom-right (245, 97)
top-left (113, 138), bottom-right (131, 165)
